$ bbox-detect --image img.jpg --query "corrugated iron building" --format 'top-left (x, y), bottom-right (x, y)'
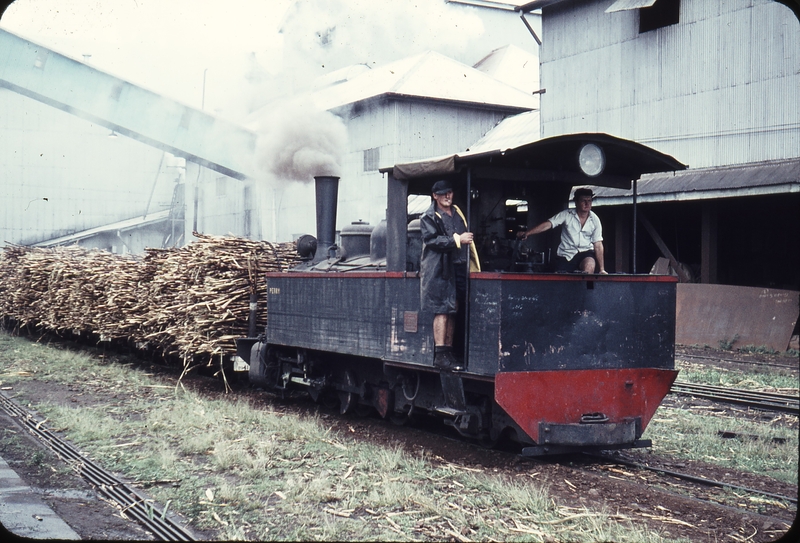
top-left (1, 25), bottom-right (539, 249)
top-left (248, 50), bottom-right (539, 241)
top-left (519, 0), bottom-right (799, 290)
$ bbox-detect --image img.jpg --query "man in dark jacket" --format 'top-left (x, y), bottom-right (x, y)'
top-left (419, 180), bottom-right (479, 371)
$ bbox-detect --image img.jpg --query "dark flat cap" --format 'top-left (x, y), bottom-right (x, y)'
top-left (431, 180), bottom-right (453, 195)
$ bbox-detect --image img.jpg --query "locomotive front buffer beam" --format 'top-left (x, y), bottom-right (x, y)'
top-left (521, 418), bottom-right (651, 457)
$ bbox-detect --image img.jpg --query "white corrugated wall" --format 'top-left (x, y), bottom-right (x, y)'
top-left (540, 0), bottom-right (799, 168)
top-left (0, 88), bottom-right (175, 248)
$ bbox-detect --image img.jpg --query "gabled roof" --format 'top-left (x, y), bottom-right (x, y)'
top-left (472, 44), bottom-right (539, 94)
top-left (467, 110), bottom-right (540, 153)
top-left (309, 50), bottom-right (539, 112)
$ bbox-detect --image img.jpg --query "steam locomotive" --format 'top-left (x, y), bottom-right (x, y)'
top-left (235, 133), bottom-right (686, 456)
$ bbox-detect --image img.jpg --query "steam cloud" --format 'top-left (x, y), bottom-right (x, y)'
top-left (252, 98), bottom-right (348, 183)
top-left (278, 0), bottom-right (485, 93)
top-left (243, 0), bottom-right (487, 187)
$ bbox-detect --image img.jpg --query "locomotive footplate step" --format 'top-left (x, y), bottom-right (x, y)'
top-left (433, 406), bottom-right (469, 417)
top-left (439, 373), bottom-right (466, 410)
top-left (521, 439), bottom-right (652, 457)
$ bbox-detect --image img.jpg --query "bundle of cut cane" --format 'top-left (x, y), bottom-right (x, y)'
top-left (0, 233), bottom-right (299, 362)
top-left (125, 233), bottom-right (299, 361)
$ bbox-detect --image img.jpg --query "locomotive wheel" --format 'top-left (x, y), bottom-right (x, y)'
top-left (354, 405), bottom-right (373, 417)
top-left (389, 411), bottom-right (412, 426)
top-left (401, 372), bottom-right (420, 402)
top-left (338, 370), bottom-right (357, 415)
top-left (478, 429), bottom-right (502, 449)
top-left (320, 392), bottom-right (338, 410)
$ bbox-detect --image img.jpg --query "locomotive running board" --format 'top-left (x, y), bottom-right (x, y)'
top-left (439, 373), bottom-right (466, 410)
top-left (521, 439), bottom-right (652, 457)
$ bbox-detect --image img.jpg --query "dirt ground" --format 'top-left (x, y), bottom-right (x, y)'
top-left (0, 345), bottom-right (797, 542)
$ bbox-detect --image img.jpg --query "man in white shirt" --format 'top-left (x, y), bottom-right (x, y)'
top-left (518, 188), bottom-right (607, 274)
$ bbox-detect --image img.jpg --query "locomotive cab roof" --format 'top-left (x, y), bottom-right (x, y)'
top-left (380, 132), bottom-right (687, 272)
top-left (381, 132), bottom-right (687, 192)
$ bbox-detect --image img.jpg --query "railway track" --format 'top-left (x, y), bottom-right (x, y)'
top-left (0, 392), bottom-right (197, 542)
top-left (585, 452), bottom-right (797, 505)
top-left (670, 381), bottom-right (800, 414)
top-left (676, 352), bottom-right (799, 370)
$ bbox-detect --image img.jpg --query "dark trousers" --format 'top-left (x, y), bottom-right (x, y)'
top-left (453, 263), bottom-right (467, 357)
top-left (554, 250), bottom-right (597, 272)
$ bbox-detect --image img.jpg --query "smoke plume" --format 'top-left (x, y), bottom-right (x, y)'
top-left (251, 97), bottom-right (348, 183)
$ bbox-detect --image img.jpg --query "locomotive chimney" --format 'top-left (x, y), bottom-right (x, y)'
top-left (314, 175), bottom-right (339, 262)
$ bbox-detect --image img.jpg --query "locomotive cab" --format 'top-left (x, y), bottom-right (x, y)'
top-left (237, 133), bottom-right (687, 456)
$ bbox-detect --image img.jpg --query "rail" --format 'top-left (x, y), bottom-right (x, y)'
top-left (0, 392), bottom-right (197, 541)
top-left (670, 381), bottom-right (800, 414)
top-left (586, 452), bottom-right (797, 505)
top-left (677, 353), bottom-right (799, 370)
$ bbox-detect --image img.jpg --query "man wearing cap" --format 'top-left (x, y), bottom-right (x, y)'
top-left (419, 180), bottom-right (480, 371)
top-left (518, 188), bottom-right (607, 274)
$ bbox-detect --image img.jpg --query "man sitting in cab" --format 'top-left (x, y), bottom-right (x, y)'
top-left (518, 188), bottom-right (608, 274)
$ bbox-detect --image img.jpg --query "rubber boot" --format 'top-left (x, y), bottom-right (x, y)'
top-left (447, 351), bottom-right (464, 372)
top-left (434, 345), bottom-right (453, 369)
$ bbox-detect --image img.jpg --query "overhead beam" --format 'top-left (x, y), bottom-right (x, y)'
top-left (0, 28), bottom-right (256, 180)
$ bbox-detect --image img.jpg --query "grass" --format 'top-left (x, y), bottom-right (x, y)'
top-left (645, 406), bottom-right (798, 485)
top-left (0, 330), bottom-right (681, 542)
top-left (664, 356), bottom-right (799, 485)
top-left (676, 359), bottom-right (799, 393)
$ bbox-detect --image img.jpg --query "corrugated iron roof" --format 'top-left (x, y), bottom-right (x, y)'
top-left (34, 210), bottom-right (170, 247)
top-left (605, 0), bottom-right (658, 13)
top-left (310, 50), bottom-right (539, 112)
top-left (472, 44), bottom-right (540, 95)
top-left (467, 110), bottom-right (540, 153)
top-left (591, 158), bottom-right (800, 204)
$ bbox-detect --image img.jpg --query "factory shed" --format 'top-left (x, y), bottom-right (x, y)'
top-left (32, 209), bottom-right (172, 254)
top-left (0, 27), bottom-right (253, 251)
top-left (257, 50), bottom-right (540, 241)
top-left (510, 0), bottom-right (799, 349)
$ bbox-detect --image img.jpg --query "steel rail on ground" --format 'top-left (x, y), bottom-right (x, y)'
top-left (677, 353), bottom-right (799, 370)
top-left (0, 392), bottom-right (196, 541)
top-left (670, 381), bottom-right (800, 414)
top-left (585, 453), bottom-right (798, 505)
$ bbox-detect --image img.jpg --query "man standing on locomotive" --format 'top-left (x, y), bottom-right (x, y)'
top-left (518, 188), bottom-right (608, 274)
top-left (420, 180), bottom-right (480, 371)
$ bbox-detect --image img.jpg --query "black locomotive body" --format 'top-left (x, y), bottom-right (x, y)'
top-left (236, 133), bottom-right (686, 455)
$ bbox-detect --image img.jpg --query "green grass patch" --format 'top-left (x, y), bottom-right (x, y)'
top-left (645, 406), bottom-right (798, 485)
top-left (676, 360), bottom-right (799, 393)
top-left (0, 330), bottom-right (683, 541)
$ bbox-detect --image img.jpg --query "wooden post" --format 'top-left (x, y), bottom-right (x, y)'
top-left (701, 203), bottom-right (718, 284)
top-left (638, 211), bottom-right (691, 283)
top-left (615, 210), bottom-right (631, 273)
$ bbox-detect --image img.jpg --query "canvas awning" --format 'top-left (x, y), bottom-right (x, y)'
top-left (605, 0), bottom-right (658, 13)
top-left (382, 133), bottom-right (687, 189)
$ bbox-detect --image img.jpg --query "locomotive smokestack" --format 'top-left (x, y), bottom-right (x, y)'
top-left (314, 175), bottom-right (339, 261)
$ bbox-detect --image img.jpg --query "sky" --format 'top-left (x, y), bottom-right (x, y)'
top-left (0, 0), bottom-right (533, 123)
